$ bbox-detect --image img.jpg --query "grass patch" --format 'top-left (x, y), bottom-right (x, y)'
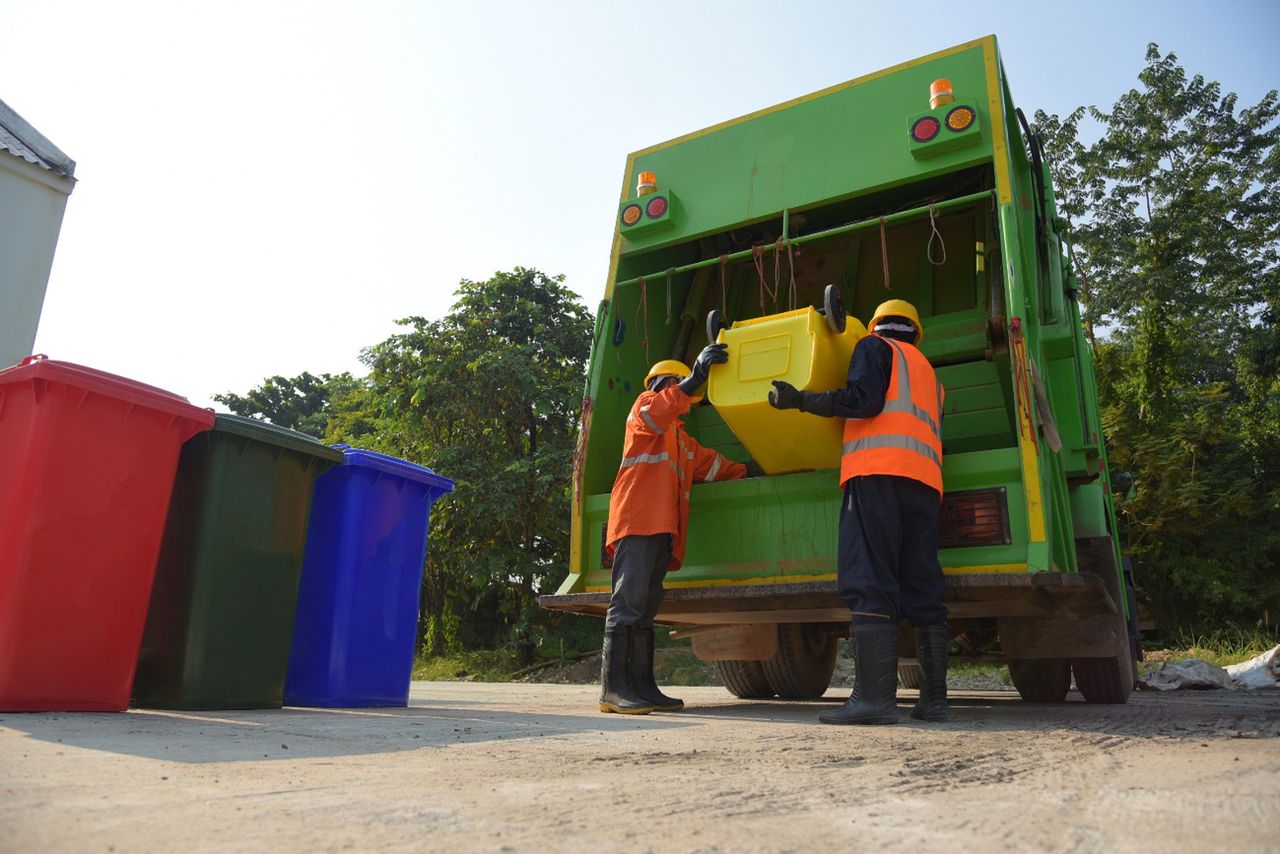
top-left (412, 650), bottom-right (524, 682)
top-left (1143, 628), bottom-right (1276, 670)
top-left (951, 662), bottom-right (1013, 686)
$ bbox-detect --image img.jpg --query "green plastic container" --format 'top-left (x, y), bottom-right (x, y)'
top-left (133, 415), bottom-right (343, 709)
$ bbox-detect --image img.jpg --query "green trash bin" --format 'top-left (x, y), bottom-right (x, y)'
top-left (133, 415), bottom-right (343, 709)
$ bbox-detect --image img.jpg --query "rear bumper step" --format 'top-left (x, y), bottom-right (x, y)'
top-left (539, 572), bottom-right (1117, 625)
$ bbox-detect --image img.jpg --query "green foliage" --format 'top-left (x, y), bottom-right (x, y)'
top-left (1037, 45), bottom-right (1280, 632)
top-left (330, 268), bottom-right (593, 659)
top-left (214, 371), bottom-right (358, 437)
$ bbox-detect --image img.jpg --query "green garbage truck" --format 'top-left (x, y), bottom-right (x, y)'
top-left (540, 35), bottom-right (1140, 704)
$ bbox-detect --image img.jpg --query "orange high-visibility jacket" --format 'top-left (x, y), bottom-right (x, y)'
top-left (607, 384), bottom-right (747, 569)
top-left (841, 337), bottom-right (944, 496)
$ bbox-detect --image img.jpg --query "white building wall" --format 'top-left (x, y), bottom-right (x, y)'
top-left (0, 155), bottom-right (72, 369)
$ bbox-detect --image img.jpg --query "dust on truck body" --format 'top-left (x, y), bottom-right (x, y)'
top-left (541, 36), bottom-right (1140, 704)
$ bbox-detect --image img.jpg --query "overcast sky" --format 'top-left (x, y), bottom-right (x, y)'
top-left (4, 0), bottom-right (1277, 407)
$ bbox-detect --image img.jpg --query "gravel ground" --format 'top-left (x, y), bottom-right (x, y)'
top-left (3, 682), bottom-right (1277, 852)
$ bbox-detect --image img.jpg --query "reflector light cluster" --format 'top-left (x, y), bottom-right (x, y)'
top-left (910, 105), bottom-right (976, 143)
top-left (938, 488), bottom-right (1011, 548)
top-left (618, 189), bottom-right (676, 236)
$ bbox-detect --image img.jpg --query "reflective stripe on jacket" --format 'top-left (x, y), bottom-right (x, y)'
top-left (840, 337), bottom-right (944, 495)
top-left (607, 385), bottom-right (747, 569)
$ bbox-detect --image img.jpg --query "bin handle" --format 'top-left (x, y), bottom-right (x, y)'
top-left (21, 354), bottom-right (49, 366)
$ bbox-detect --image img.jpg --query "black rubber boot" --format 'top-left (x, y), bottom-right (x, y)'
top-left (631, 627), bottom-right (684, 711)
top-left (819, 622), bottom-right (899, 725)
top-left (599, 627), bottom-right (656, 714)
top-left (910, 624), bottom-right (950, 722)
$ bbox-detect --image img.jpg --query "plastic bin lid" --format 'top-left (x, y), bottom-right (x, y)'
top-left (213, 414), bottom-right (345, 461)
top-left (333, 444), bottom-right (455, 493)
top-left (0, 355), bottom-right (215, 426)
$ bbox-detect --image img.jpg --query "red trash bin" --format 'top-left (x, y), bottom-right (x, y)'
top-left (0, 356), bottom-right (214, 711)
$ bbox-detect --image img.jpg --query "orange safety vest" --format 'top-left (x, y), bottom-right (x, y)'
top-left (607, 385), bottom-right (747, 570)
top-left (841, 337), bottom-right (944, 495)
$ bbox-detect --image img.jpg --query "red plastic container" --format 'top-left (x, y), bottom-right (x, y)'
top-left (0, 356), bottom-right (214, 711)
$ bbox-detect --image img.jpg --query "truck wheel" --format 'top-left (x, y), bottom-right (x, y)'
top-left (762, 623), bottom-right (838, 699)
top-left (897, 662), bottom-right (923, 689)
top-left (1008, 658), bottom-right (1071, 703)
top-left (715, 660), bottom-right (774, 699)
top-left (1072, 618), bottom-right (1135, 704)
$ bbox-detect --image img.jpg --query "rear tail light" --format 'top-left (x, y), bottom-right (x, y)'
top-left (645, 196), bottom-right (668, 218)
top-left (911, 116), bottom-right (941, 142)
top-left (939, 488), bottom-right (1011, 548)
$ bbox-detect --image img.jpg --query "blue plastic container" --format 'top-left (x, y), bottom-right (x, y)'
top-left (285, 446), bottom-right (453, 707)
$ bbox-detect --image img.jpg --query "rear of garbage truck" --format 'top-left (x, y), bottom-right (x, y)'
top-left (541, 36), bottom-right (1139, 704)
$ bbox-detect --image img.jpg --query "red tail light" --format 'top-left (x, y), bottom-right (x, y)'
top-left (911, 116), bottom-right (941, 143)
top-left (939, 488), bottom-right (1011, 548)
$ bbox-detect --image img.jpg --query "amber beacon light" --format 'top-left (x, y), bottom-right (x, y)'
top-left (929, 78), bottom-right (955, 109)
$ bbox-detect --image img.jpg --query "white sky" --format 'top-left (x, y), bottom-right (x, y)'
top-left (4, 0), bottom-right (1277, 407)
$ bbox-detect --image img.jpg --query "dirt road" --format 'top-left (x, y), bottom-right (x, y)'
top-left (3, 683), bottom-right (1277, 852)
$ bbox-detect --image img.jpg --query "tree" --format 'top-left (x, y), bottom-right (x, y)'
top-left (336, 268), bottom-right (593, 657)
top-left (1036, 46), bottom-right (1280, 631)
top-left (214, 371), bottom-right (358, 437)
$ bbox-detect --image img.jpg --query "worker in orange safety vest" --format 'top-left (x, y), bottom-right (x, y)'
top-left (600, 343), bottom-right (758, 715)
top-left (768, 299), bottom-right (949, 726)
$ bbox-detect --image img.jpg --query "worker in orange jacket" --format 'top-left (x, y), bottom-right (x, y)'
top-left (600, 343), bottom-right (754, 715)
top-left (769, 299), bottom-right (948, 725)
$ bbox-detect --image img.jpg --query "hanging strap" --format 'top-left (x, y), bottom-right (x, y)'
top-left (927, 204), bottom-right (947, 266)
top-left (880, 217), bottom-right (892, 291)
top-left (785, 239), bottom-right (798, 311)
top-left (635, 276), bottom-right (650, 366)
top-left (719, 255), bottom-right (729, 314)
top-left (665, 268), bottom-right (675, 324)
top-left (752, 245), bottom-right (776, 314)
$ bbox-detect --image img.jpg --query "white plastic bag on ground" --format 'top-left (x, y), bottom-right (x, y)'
top-left (1224, 645), bottom-right (1280, 690)
top-left (1139, 659), bottom-right (1237, 691)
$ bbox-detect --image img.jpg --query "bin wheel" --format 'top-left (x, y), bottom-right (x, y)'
top-left (706, 309), bottom-right (727, 344)
top-left (762, 623), bottom-right (838, 700)
top-left (1008, 658), bottom-right (1072, 703)
top-left (823, 284), bottom-right (846, 334)
top-left (897, 662), bottom-right (923, 689)
top-left (716, 660), bottom-right (774, 699)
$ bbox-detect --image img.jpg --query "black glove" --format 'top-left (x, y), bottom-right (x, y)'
top-left (745, 461), bottom-right (765, 478)
top-left (679, 343), bottom-right (728, 396)
top-left (768, 380), bottom-right (803, 410)
top-left (769, 380), bottom-right (836, 417)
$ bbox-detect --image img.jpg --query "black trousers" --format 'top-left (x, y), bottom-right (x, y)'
top-left (604, 533), bottom-right (673, 629)
top-left (836, 475), bottom-right (947, 626)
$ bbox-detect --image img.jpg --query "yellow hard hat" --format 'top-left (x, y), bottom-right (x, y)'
top-left (643, 359), bottom-right (701, 402)
top-left (644, 359), bottom-right (691, 387)
top-left (868, 299), bottom-right (924, 343)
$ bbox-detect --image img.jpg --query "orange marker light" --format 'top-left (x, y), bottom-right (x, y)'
top-left (637, 171), bottom-right (657, 197)
top-left (946, 105), bottom-right (975, 131)
top-left (621, 204), bottom-right (643, 226)
top-left (930, 79), bottom-right (955, 110)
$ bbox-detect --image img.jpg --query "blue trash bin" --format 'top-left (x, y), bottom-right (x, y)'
top-left (285, 445), bottom-right (453, 707)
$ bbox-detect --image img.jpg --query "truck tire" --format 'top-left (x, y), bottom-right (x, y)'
top-left (762, 623), bottom-right (838, 699)
top-left (1008, 658), bottom-right (1071, 703)
top-left (1072, 619), bottom-right (1136, 704)
top-left (897, 662), bottom-right (923, 689)
top-left (715, 660), bottom-right (773, 699)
